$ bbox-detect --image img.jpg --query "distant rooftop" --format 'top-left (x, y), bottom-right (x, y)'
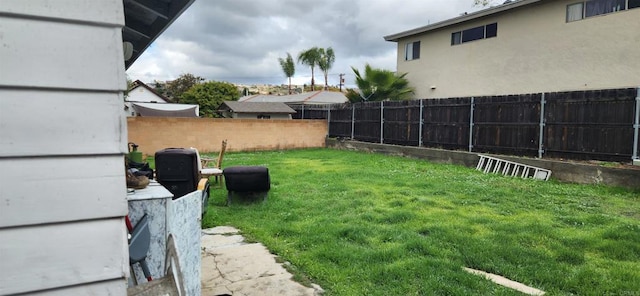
top-left (239, 90), bottom-right (348, 105)
top-left (219, 101), bottom-right (296, 114)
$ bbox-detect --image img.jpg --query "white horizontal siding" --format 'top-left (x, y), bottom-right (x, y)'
top-left (0, 155), bottom-right (128, 228)
top-left (128, 87), bottom-right (169, 103)
top-left (28, 279), bottom-right (126, 295)
top-left (0, 17), bottom-right (126, 91)
top-left (0, 90), bottom-right (127, 157)
top-left (0, 0), bottom-right (124, 26)
top-left (0, 1), bottom-right (129, 294)
top-left (0, 218), bottom-right (129, 295)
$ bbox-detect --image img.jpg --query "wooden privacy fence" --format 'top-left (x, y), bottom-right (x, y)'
top-left (292, 88), bottom-right (640, 162)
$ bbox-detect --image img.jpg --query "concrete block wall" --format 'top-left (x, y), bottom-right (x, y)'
top-left (127, 117), bottom-right (328, 156)
top-left (327, 138), bottom-right (640, 190)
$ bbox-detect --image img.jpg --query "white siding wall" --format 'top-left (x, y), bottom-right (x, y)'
top-left (0, 0), bottom-right (129, 294)
top-left (127, 86), bottom-right (168, 103)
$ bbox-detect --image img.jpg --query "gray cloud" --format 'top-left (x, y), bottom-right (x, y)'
top-left (127, 0), bottom-right (481, 86)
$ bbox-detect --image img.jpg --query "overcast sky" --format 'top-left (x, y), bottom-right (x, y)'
top-left (126, 0), bottom-right (484, 87)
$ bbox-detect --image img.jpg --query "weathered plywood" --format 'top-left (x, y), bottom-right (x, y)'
top-left (0, 155), bottom-right (128, 228)
top-left (0, 218), bottom-right (128, 295)
top-left (128, 196), bottom-right (169, 284)
top-left (28, 279), bottom-right (126, 296)
top-left (0, 18), bottom-right (126, 91)
top-left (168, 191), bottom-right (202, 296)
top-left (0, 90), bottom-right (127, 157)
top-left (0, 0), bottom-right (124, 26)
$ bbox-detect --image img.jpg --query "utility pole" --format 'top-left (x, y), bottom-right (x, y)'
top-left (339, 73), bottom-right (345, 92)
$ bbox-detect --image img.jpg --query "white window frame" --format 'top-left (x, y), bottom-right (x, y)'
top-left (567, 2), bottom-right (584, 21)
top-left (451, 23), bottom-right (497, 46)
top-left (567, 0), bottom-right (639, 22)
top-left (405, 41), bottom-right (420, 61)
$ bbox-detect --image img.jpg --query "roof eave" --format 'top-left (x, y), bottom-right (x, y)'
top-left (383, 0), bottom-right (543, 42)
top-left (124, 0), bottom-right (196, 69)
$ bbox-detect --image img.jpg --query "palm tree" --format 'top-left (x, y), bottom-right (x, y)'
top-left (318, 47), bottom-right (335, 90)
top-left (347, 64), bottom-right (414, 102)
top-left (297, 47), bottom-right (321, 91)
top-left (278, 53), bottom-right (295, 94)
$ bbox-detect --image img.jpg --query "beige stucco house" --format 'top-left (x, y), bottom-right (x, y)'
top-left (384, 0), bottom-right (640, 99)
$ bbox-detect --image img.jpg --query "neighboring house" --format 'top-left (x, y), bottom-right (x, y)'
top-left (0, 0), bottom-right (194, 295)
top-left (218, 101), bottom-right (297, 119)
top-left (125, 80), bottom-right (199, 117)
top-left (239, 90), bottom-right (348, 106)
top-left (384, 0), bottom-right (640, 99)
top-left (127, 79), bottom-right (170, 103)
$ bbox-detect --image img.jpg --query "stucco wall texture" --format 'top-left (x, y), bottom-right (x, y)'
top-left (127, 117), bottom-right (328, 156)
top-left (395, 0), bottom-right (640, 99)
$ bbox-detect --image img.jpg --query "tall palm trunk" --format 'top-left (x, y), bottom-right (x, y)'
top-left (298, 47), bottom-right (321, 92)
top-left (311, 68), bottom-right (315, 91)
top-left (318, 47), bottom-right (335, 91)
top-left (324, 73), bottom-right (329, 90)
top-left (279, 52), bottom-right (295, 95)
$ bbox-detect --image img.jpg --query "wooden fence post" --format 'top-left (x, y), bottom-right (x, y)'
top-left (327, 105), bottom-right (331, 137)
top-left (380, 101), bottom-right (384, 144)
top-left (351, 104), bottom-right (355, 140)
top-left (633, 87), bottom-right (640, 161)
top-left (419, 99), bottom-right (424, 147)
top-left (468, 97), bottom-right (475, 152)
top-left (538, 93), bottom-right (546, 159)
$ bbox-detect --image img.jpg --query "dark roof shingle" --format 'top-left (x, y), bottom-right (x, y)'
top-left (219, 101), bottom-right (296, 114)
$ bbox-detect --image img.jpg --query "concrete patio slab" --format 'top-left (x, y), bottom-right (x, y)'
top-left (201, 226), bottom-right (323, 296)
top-left (201, 234), bottom-right (245, 250)
top-left (202, 226), bottom-right (240, 235)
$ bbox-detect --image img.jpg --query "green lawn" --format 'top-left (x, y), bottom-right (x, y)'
top-left (202, 148), bottom-right (640, 295)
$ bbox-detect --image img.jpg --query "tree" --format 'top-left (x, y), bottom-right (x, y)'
top-left (346, 64), bottom-right (414, 102)
top-left (297, 47), bottom-right (321, 91)
top-left (180, 81), bottom-right (239, 117)
top-left (124, 76), bottom-right (134, 99)
top-left (166, 73), bottom-right (204, 102)
top-left (474, 0), bottom-right (496, 6)
top-left (152, 80), bottom-right (168, 97)
top-left (318, 47), bottom-right (336, 90)
top-left (278, 53), bottom-right (296, 94)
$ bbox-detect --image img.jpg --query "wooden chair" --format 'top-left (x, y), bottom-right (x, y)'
top-left (200, 140), bottom-right (227, 187)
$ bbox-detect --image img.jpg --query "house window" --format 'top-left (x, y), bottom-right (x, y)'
top-left (451, 23), bottom-right (497, 46)
top-left (567, 3), bottom-right (584, 21)
top-left (586, 0), bottom-right (625, 16)
top-left (405, 41), bottom-right (420, 60)
top-left (451, 32), bottom-right (462, 45)
top-left (462, 26), bottom-right (485, 43)
top-left (257, 114), bottom-right (271, 119)
top-left (567, 0), bottom-right (637, 22)
top-left (485, 23), bottom-right (498, 38)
